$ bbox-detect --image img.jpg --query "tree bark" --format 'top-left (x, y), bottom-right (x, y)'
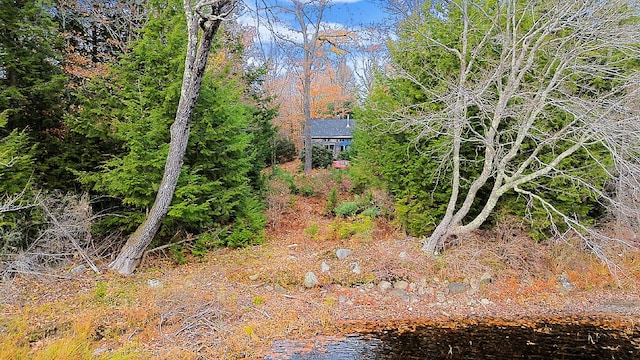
top-left (109, 1), bottom-right (229, 275)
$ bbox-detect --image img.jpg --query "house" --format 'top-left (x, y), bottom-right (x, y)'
top-left (306, 118), bottom-right (354, 157)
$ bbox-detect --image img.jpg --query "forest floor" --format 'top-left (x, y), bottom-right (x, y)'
top-left (1, 161), bottom-right (640, 359)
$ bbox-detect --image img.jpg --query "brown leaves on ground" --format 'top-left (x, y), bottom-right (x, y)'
top-left (1, 161), bottom-right (639, 359)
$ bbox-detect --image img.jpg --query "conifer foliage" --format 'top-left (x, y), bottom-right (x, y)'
top-left (73, 0), bottom-right (273, 274)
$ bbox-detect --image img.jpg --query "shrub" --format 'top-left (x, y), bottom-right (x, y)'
top-left (334, 201), bottom-right (359, 217)
top-left (299, 145), bottom-right (333, 169)
top-left (274, 136), bottom-right (297, 164)
top-left (325, 187), bottom-right (339, 215)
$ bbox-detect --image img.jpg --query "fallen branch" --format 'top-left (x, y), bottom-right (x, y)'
top-left (40, 201), bottom-right (100, 274)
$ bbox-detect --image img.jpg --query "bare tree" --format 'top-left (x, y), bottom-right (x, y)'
top-left (378, 0), bottom-right (640, 258)
top-left (255, 0), bottom-right (332, 173)
top-left (108, 0), bottom-right (237, 275)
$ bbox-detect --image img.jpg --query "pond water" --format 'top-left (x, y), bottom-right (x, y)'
top-left (265, 320), bottom-right (640, 359)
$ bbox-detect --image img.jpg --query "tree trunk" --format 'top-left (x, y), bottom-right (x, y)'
top-left (109, 4), bottom-right (225, 275)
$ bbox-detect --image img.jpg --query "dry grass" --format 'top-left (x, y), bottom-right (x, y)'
top-left (1, 161), bottom-right (639, 358)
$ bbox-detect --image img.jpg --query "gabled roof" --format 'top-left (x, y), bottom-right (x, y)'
top-left (309, 118), bottom-right (355, 138)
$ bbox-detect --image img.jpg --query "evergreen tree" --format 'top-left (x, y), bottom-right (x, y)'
top-left (74, 0), bottom-right (269, 248)
top-left (0, 0), bottom-right (68, 188)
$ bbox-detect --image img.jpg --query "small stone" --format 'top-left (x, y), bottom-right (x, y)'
top-left (303, 271), bottom-right (318, 288)
top-left (399, 251), bottom-right (408, 261)
top-left (264, 285), bottom-right (274, 291)
top-left (480, 272), bottom-right (493, 286)
top-left (448, 282), bottom-right (468, 295)
top-left (350, 262), bottom-right (361, 274)
top-left (70, 265), bottom-right (87, 275)
top-left (559, 272), bottom-right (575, 292)
top-left (378, 281), bottom-right (392, 292)
top-left (146, 279), bottom-right (163, 288)
top-left (480, 298), bottom-right (491, 306)
top-left (321, 261), bottom-right (331, 273)
top-left (93, 346), bottom-right (109, 357)
top-left (436, 292), bottom-right (447, 303)
top-left (248, 274), bottom-right (260, 281)
top-left (274, 284), bottom-right (287, 293)
top-left (394, 280), bottom-right (409, 290)
top-left (389, 289), bottom-right (410, 302)
top-left (336, 249), bottom-right (352, 260)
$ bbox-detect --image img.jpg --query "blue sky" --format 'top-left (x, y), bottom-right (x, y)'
top-left (239, 0), bottom-right (392, 44)
top-left (325, 0), bottom-right (389, 27)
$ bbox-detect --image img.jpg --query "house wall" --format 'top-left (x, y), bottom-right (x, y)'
top-left (312, 137), bottom-right (351, 157)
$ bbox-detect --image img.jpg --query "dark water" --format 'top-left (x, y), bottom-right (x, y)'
top-left (266, 322), bottom-right (640, 359)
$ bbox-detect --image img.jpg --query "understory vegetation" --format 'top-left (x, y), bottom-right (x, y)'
top-left (1, 164), bottom-right (638, 359)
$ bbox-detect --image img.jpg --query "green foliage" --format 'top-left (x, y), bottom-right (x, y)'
top-left (0, 0), bottom-right (74, 190)
top-left (0, 118), bottom-right (39, 252)
top-left (299, 184), bottom-right (315, 197)
top-left (325, 186), bottom-right (339, 214)
top-left (270, 168), bottom-right (299, 194)
top-left (334, 201), bottom-right (359, 217)
top-left (0, 128), bottom-right (34, 194)
top-left (170, 244), bottom-right (189, 265)
top-left (273, 136), bottom-right (297, 164)
top-left (72, 0), bottom-right (269, 249)
top-left (0, 0), bottom-right (66, 134)
top-left (94, 281), bottom-right (107, 302)
top-left (336, 147), bottom-right (354, 161)
top-left (299, 145), bottom-right (333, 169)
top-left (329, 215), bottom-right (375, 240)
top-left (360, 207), bottom-right (380, 218)
top-left (304, 222), bottom-right (320, 238)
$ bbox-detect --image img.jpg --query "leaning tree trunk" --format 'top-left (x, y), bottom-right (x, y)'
top-left (109, 1), bottom-right (231, 275)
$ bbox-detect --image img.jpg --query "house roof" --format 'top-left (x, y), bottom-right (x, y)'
top-left (309, 118), bottom-right (355, 138)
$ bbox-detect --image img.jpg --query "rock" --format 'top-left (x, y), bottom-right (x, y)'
top-left (248, 274), bottom-right (260, 281)
top-left (393, 280), bottom-right (409, 290)
top-left (146, 279), bottom-right (163, 289)
top-left (274, 284), bottom-right (287, 293)
top-left (480, 298), bottom-right (491, 306)
top-left (448, 282), bottom-right (468, 295)
top-left (436, 292), bottom-right (447, 303)
top-left (389, 289), bottom-right (419, 303)
top-left (389, 289), bottom-right (409, 301)
top-left (321, 261), bottom-right (331, 273)
top-left (399, 251), bottom-right (408, 261)
top-left (350, 262), bottom-right (361, 274)
top-left (336, 249), bottom-right (352, 260)
top-left (378, 281), bottom-right (392, 292)
top-left (93, 345), bottom-right (109, 357)
top-left (480, 271), bottom-right (493, 286)
top-left (558, 272), bottom-right (575, 292)
top-left (303, 272), bottom-right (318, 288)
top-left (69, 265), bottom-right (87, 275)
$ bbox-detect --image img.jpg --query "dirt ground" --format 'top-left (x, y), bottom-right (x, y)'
top-left (1, 163), bottom-right (639, 359)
